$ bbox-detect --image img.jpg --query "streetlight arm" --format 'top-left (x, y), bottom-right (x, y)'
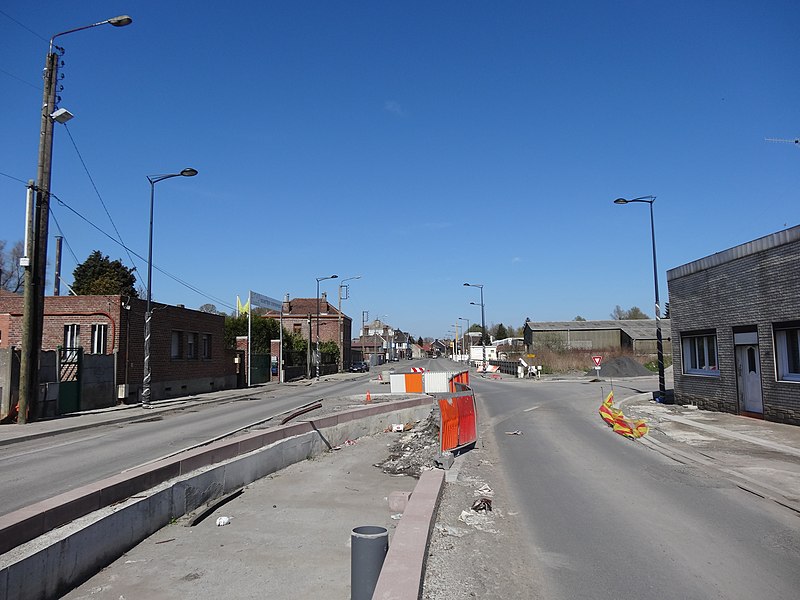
top-left (614, 195), bottom-right (656, 205)
top-left (50, 15), bottom-right (132, 53)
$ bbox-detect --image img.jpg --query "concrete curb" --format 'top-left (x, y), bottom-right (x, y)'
top-left (373, 469), bottom-right (445, 600)
top-left (0, 396), bottom-right (435, 600)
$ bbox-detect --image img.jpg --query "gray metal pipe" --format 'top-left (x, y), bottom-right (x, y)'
top-left (351, 525), bottom-right (388, 600)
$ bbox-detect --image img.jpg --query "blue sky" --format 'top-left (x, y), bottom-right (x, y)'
top-left (1, 1), bottom-right (798, 340)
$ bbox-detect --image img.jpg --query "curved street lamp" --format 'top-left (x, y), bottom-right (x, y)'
top-left (464, 283), bottom-right (487, 373)
top-left (613, 195), bottom-right (666, 401)
top-left (458, 317), bottom-right (470, 363)
top-left (18, 15), bottom-right (133, 423)
top-left (337, 275), bottom-right (361, 372)
top-left (315, 274), bottom-right (338, 380)
top-left (142, 168), bottom-right (198, 407)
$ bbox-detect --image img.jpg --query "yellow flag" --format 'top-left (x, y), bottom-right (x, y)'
top-left (237, 295), bottom-right (250, 315)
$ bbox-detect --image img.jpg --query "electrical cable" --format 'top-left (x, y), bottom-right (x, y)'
top-left (61, 123), bottom-right (140, 274)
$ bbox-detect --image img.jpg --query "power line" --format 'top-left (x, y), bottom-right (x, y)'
top-left (48, 210), bottom-right (80, 265)
top-left (0, 66), bottom-right (40, 90)
top-left (0, 170), bottom-right (30, 185)
top-left (61, 123), bottom-right (140, 273)
top-left (49, 192), bottom-right (235, 311)
top-left (0, 8), bottom-right (48, 42)
top-left (1, 174), bottom-right (235, 311)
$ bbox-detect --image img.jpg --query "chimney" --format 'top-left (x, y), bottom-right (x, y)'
top-left (283, 293), bottom-right (291, 313)
top-left (321, 291), bottom-right (327, 309)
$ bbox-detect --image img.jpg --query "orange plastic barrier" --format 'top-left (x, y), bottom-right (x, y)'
top-left (439, 397), bottom-right (460, 452)
top-left (404, 373), bottom-right (424, 393)
top-left (455, 395), bottom-right (476, 445)
top-left (438, 386), bottom-right (478, 453)
top-left (448, 370), bottom-right (470, 392)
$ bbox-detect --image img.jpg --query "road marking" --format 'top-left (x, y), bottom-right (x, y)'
top-left (524, 406), bottom-right (540, 412)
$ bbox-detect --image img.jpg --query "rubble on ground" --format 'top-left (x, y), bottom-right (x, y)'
top-left (376, 410), bottom-right (440, 478)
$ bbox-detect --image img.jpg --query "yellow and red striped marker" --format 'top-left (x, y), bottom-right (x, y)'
top-left (598, 390), bottom-right (648, 439)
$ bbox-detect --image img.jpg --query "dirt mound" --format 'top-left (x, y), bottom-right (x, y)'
top-left (587, 356), bottom-right (653, 378)
top-left (376, 410), bottom-right (440, 478)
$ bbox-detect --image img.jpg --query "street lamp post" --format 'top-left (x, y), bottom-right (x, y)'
top-left (316, 274), bottom-right (338, 380)
top-left (458, 317), bottom-right (470, 363)
top-left (464, 283), bottom-right (486, 373)
top-left (337, 276), bottom-right (361, 372)
top-left (141, 168), bottom-right (197, 407)
top-left (614, 195), bottom-right (666, 402)
top-left (18, 15), bottom-right (132, 423)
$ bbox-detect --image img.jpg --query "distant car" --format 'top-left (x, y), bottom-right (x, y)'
top-left (391, 356), bottom-right (400, 362)
top-left (349, 361), bottom-right (370, 373)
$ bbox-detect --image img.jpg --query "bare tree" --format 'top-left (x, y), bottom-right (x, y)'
top-left (0, 240), bottom-right (24, 293)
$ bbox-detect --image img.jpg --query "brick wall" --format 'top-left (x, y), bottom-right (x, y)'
top-left (669, 233), bottom-right (800, 425)
top-left (0, 294), bottom-right (236, 404)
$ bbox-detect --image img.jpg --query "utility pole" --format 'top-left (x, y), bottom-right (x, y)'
top-left (18, 15), bottom-right (132, 424)
top-left (18, 50), bottom-right (58, 424)
top-left (53, 236), bottom-right (62, 296)
top-left (362, 310), bottom-right (368, 364)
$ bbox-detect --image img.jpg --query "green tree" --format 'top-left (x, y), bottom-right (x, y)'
top-left (574, 315), bottom-right (586, 321)
top-left (495, 323), bottom-right (509, 339)
top-left (72, 250), bottom-right (138, 297)
top-left (417, 336), bottom-right (424, 346)
top-left (223, 314), bottom-right (279, 353)
top-left (0, 240), bottom-right (24, 293)
top-left (610, 305), bottom-right (650, 320)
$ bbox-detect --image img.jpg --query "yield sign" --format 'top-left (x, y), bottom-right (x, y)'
top-left (592, 355), bottom-right (603, 367)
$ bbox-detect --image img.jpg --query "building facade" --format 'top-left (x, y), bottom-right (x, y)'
top-left (0, 294), bottom-right (235, 415)
top-left (523, 319), bottom-right (672, 356)
top-left (262, 293), bottom-right (353, 373)
top-left (668, 225), bottom-right (800, 425)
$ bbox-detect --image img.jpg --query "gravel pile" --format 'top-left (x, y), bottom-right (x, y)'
top-left (587, 356), bottom-right (653, 377)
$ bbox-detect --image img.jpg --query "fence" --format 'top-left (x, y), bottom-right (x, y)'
top-left (488, 360), bottom-right (518, 375)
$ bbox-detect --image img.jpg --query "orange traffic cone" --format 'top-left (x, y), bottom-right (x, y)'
top-left (366, 390), bottom-right (371, 404)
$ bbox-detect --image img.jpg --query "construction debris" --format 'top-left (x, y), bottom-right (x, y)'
top-left (471, 498), bottom-right (492, 512)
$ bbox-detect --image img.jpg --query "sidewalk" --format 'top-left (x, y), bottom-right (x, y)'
top-left (620, 392), bottom-right (800, 512)
top-left (61, 430), bottom-right (420, 600)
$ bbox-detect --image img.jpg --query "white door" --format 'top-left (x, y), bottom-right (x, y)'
top-left (736, 345), bottom-right (763, 414)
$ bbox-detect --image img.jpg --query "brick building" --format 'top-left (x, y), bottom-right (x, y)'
top-left (668, 225), bottom-right (800, 424)
top-left (262, 293), bottom-right (353, 373)
top-left (0, 294), bottom-right (236, 415)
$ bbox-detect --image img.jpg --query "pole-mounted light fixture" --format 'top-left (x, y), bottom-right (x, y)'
top-left (315, 274), bottom-right (338, 380)
top-left (613, 195), bottom-right (666, 402)
top-left (141, 168), bottom-right (198, 408)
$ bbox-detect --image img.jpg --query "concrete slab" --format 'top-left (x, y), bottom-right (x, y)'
top-left (61, 433), bottom-right (419, 600)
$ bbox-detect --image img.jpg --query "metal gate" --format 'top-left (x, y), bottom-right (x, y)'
top-left (58, 346), bottom-right (82, 414)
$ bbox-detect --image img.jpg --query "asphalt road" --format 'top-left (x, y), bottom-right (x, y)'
top-left (473, 377), bottom-right (800, 599)
top-left (0, 372), bottom-right (382, 517)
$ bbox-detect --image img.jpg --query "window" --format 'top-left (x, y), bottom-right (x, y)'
top-left (202, 334), bottom-right (212, 359)
top-left (775, 325), bottom-right (800, 382)
top-left (64, 323), bottom-right (80, 348)
top-left (682, 332), bottom-right (719, 375)
top-left (171, 331), bottom-right (183, 359)
top-left (293, 323), bottom-right (302, 335)
top-left (63, 324), bottom-right (80, 362)
top-left (187, 332), bottom-right (198, 359)
top-left (90, 324), bottom-right (108, 354)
